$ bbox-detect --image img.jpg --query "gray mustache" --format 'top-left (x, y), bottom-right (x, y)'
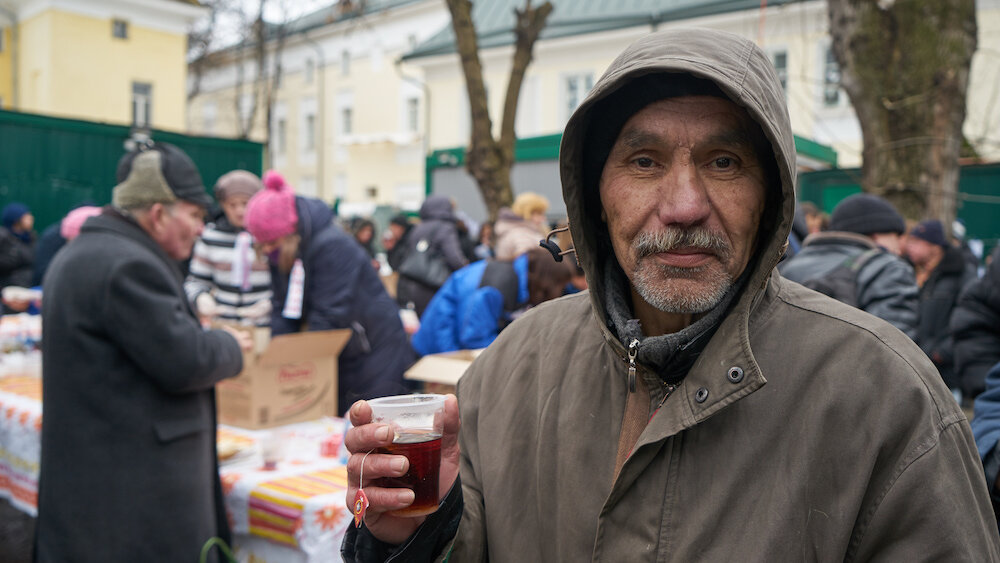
top-left (634, 228), bottom-right (731, 259)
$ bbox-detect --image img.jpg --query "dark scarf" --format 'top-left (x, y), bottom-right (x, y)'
top-left (12, 230), bottom-right (33, 245)
top-left (603, 255), bottom-right (746, 385)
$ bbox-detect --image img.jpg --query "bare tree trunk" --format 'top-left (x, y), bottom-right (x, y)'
top-left (827, 0), bottom-right (976, 228)
top-left (446, 0), bottom-right (552, 222)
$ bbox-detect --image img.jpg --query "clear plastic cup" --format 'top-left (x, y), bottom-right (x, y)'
top-left (368, 394), bottom-right (446, 517)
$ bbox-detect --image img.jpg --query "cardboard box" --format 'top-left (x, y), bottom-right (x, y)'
top-left (216, 328), bottom-right (351, 429)
top-left (404, 349), bottom-right (483, 392)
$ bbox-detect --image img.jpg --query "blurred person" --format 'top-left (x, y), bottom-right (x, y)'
top-left (952, 218), bottom-right (982, 274)
top-left (972, 360), bottom-right (1000, 523)
top-left (396, 195), bottom-right (468, 316)
top-left (904, 219), bottom-right (977, 398)
top-left (799, 201), bottom-right (827, 234)
top-left (244, 171), bottom-right (415, 413)
top-left (952, 245), bottom-right (1000, 400)
top-left (493, 192), bottom-right (549, 260)
top-left (780, 193), bottom-right (919, 339)
top-left (185, 170), bottom-right (272, 327)
top-left (32, 205), bottom-right (102, 287)
top-left (342, 29), bottom-right (998, 561)
top-left (352, 218), bottom-right (377, 259)
top-left (383, 214), bottom-right (413, 271)
top-left (411, 247), bottom-right (573, 355)
top-left (36, 142), bottom-right (251, 562)
top-left (0, 202), bottom-right (36, 292)
top-left (473, 220), bottom-right (494, 261)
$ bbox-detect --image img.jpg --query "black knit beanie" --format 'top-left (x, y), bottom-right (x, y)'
top-left (829, 194), bottom-right (905, 235)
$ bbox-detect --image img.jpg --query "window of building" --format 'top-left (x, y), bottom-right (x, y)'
top-left (112, 19), bottom-right (128, 40)
top-left (304, 114), bottom-right (316, 151)
top-left (563, 73), bottom-right (593, 120)
top-left (341, 50), bottom-right (350, 76)
top-left (131, 82), bottom-right (152, 128)
top-left (406, 97), bottom-right (419, 133)
top-left (341, 107), bottom-right (353, 135)
top-left (772, 51), bottom-right (788, 93)
top-left (305, 58), bottom-right (315, 84)
top-left (276, 118), bottom-right (287, 153)
top-left (365, 186), bottom-right (378, 200)
top-left (823, 47), bottom-right (841, 107)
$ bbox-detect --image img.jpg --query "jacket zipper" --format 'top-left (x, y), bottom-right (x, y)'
top-left (626, 338), bottom-right (679, 408)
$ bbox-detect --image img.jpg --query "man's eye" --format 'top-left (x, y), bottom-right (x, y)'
top-left (634, 157), bottom-right (654, 168)
top-left (713, 157), bottom-right (734, 169)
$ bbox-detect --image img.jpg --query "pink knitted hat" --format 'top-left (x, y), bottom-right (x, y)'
top-left (245, 170), bottom-right (298, 243)
top-left (60, 206), bottom-right (102, 240)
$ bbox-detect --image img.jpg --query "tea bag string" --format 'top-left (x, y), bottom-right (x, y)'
top-left (359, 449), bottom-right (374, 488)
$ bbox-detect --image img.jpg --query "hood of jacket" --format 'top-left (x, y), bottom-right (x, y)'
top-left (419, 195), bottom-right (456, 222)
top-left (559, 28), bottom-right (796, 345)
top-left (295, 196), bottom-right (335, 248)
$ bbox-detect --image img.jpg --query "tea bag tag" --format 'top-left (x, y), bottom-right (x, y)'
top-left (353, 489), bottom-right (369, 528)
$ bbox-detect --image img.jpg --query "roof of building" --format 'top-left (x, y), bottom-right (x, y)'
top-left (403, 0), bottom-right (795, 60)
top-left (266, 0), bottom-right (424, 37)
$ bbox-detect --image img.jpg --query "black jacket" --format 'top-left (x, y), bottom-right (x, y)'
top-left (0, 226), bottom-right (35, 288)
top-left (396, 196), bottom-right (468, 316)
top-left (951, 246), bottom-right (1000, 398)
top-left (915, 246), bottom-right (977, 389)
top-left (270, 197), bottom-right (415, 414)
top-left (36, 210), bottom-right (244, 562)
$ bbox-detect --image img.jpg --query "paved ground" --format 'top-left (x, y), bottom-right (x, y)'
top-left (0, 499), bottom-right (34, 563)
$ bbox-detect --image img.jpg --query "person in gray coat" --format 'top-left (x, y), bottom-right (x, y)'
top-left (395, 195), bottom-right (469, 316)
top-left (779, 193), bottom-right (919, 340)
top-left (36, 142), bottom-right (251, 562)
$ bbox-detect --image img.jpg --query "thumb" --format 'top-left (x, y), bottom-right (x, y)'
top-left (440, 394), bottom-right (460, 459)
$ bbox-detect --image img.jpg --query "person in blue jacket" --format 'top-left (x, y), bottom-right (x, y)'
top-left (972, 360), bottom-right (1000, 522)
top-left (244, 171), bottom-right (415, 414)
top-left (412, 247), bottom-right (572, 355)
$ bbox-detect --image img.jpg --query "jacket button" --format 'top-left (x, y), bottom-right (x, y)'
top-left (695, 387), bottom-right (709, 403)
top-left (727, 366), bottom-right (744, 383)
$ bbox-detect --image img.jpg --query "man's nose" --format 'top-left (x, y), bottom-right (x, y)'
top-left (657, 161), bottom-right (711, 226)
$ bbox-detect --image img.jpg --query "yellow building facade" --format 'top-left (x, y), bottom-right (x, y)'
top-left (0, 0), bottom-right (203, 130)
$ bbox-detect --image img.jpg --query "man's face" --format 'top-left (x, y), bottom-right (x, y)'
top-left (155, 201), bottom-right (205, 261)
top-left (904, 236), bottom-right (940, 266)
top-left (221, 194), bottom-right (251, 229)
top-left (598, 95), bottom-right (768, 314)
top-left (15, 214), bottom-right (34, 233)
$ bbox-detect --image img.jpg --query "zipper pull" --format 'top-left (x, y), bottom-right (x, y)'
top-left (658, 383), bottom-right (678, 409)
top-left (627, 339), bottom-right (639, 393)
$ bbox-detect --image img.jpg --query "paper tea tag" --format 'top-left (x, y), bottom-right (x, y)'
top-left (353, 489), bottom-right (370, 528)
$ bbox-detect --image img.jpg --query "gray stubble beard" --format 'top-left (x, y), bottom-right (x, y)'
top-left (630, 228), bottom-right (733, 314)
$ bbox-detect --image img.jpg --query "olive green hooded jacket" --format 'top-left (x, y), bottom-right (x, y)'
top-left (447, 28), bottom-right (1000, 561)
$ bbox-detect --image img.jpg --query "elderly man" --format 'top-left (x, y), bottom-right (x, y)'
top-left (36, 142), bottom-right (252, 562)
top-left (342, 29), bottom-right (1000, 561)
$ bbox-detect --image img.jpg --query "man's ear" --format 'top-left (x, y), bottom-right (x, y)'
top-left (148, 203), bottom-right (168, 231)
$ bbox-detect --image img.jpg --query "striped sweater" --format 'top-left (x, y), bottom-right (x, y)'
top-left (184, 217), bottom-right (271, 326)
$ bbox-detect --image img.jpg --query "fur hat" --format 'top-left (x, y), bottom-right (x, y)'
top-left (829, 194), bottom-right (905, 235)
top-left (113, 143), bottom-right (212, 208)
top-left (60, 206), bottom-right (103, 240)
top-left (245, 170), bottom-right (298, 243)
top-left (215, 170), bottom-right (264, 201)
top-left (909, 219), bottom-right (948, 247)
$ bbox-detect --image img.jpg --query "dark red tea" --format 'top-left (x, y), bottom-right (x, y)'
top-left (375, 430), bottom-right (442, 517)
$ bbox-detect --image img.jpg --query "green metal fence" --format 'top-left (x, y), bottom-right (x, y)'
top-left (798, 164), bottom-right (1000, 258)
top-left (0, 109), bottom-right (263, 231)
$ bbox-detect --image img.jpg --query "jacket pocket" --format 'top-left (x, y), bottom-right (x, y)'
top-left (153, 417), bottom-right (208, 443)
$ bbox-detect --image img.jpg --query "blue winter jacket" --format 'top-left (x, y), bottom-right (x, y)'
top-left (270, 196), bottom-right (415, 413)
top-left (412, 254), bottom-right (529, 356)
top-left (972, 362), bottom-right (1000, 490)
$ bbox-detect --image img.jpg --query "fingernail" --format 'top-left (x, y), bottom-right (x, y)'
top-left (375, 426), bottom-right (390, 441)
top-left (397, 490), bottom-right (414, 504)
top-left (392, 458), bottom-right (406, 472)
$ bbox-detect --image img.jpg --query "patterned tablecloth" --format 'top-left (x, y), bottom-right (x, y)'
top-left (0, 357), bottom-right (354, 563)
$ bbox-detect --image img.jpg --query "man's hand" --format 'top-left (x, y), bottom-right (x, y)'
top-left (345, 395), bottom-right (460, 545)
top-left (220, 325), bottom-right (254, 352)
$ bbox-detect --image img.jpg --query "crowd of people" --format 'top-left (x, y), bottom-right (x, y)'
top-left (6, 26), bottom-right (1000, 562)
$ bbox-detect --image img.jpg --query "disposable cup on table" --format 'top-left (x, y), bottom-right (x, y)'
top-left (368, 394), bottom-right (445, 517)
